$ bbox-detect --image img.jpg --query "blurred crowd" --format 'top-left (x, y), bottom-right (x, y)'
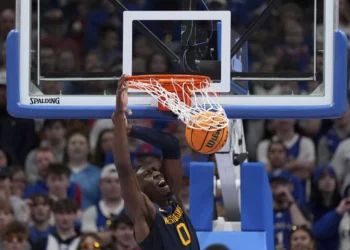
top-left (0, 0), bottom-right (350, 250)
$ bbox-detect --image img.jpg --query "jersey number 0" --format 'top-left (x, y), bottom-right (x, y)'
top-left (176, 223), bottom-right (191, 246)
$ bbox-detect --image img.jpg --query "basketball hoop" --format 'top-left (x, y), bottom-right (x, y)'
top-left (125, 74), bottom-right (229, 131)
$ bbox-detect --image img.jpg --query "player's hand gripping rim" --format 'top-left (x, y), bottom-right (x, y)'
top-left (112, 75), bottom-right (132, 133)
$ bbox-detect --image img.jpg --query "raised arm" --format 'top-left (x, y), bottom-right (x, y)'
top-left (129, 125), bottom-right (183, 196)
top-left (112, 75), bottom-right (150, 220)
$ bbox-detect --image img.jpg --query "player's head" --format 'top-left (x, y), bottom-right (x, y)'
top-left (135, 165), bottom-right (172, 203)
top-left (134, 144), bottom-right (170, 202)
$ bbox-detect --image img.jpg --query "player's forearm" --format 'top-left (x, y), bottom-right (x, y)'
top-left (129, 125), bottom-right (181, 159)
top-left (112, 112), bottom-right (133, 176)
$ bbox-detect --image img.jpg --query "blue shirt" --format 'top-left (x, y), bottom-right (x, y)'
top-left (23, 180), bottom-right (79, 201)
top-left (287, 136), bottom-right (302, 160)
top-left (29, 225), bottom-right (55, 244)
top-left (273, 209), bottom-right (292, 250)
top-left (326, 128), bottom-right (349, 153)
top-left (70, 164), bottom-right (101, 210)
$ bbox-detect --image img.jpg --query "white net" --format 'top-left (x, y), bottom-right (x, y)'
top-left (125, 76), bottom-right (229, 131)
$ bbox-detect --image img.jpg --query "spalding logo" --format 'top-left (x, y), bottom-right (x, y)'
top-left (206, 129), bottom-right (221, 148)
top-left (30, 97), bottom-right (60, 105)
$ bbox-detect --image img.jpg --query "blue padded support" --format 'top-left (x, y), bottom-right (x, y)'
top-left (189, 162), bottom-right (214, 231)
top-left (197, 231), bottom-right (267, 250)
top-left (241, 162), bottom-right (274, 250)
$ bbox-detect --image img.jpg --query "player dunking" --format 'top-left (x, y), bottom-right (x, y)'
top-left (112, 75), bottom-right (200, 250)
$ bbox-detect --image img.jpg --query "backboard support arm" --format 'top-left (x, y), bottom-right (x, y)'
top-left (230, 0), bottom-right (281, 58)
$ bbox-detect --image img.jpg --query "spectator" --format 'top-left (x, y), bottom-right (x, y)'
top-left (65, 131), bottom-right (101, 210)
top-left (338, 186), bottom-right (350, 250)
top-left (266, 140), bottom-right (288, 172)
top-left (93, 24), bottom-right (121, 66)
top-left (330, 137), bottom-right (350, 192)
top-left (24, 155), bottom-right (81, 205)
top-left (46, 163), bottom-right (82, 206)
top-left (89, 120), bottom-right (114, 153)
top-left (24, 147), bottom-right (56, 195)
top-left (82, 164), bottom-right (124, 244)
top-left (39, 45), bottom-right (56, 73)
top-left (290, 225), bottom-right (316, 250)
top-left (84, 51), bottom-right (104, 72)
top-left (339, 0), bottom-right (350, 48)
top-left (0, 9), bottom-right (15, 41)
top-left (109, 214), bottom-right (140, 250)
top-left (132, 57), bottom-right (146, 73)
top-left (270, 169), bottom-right (310, 250)
top-left (77, 233), bottom-right (102, 250)
top-left (276, 20), bottom-right (310, 71)
top-left (0, 198), bottom-right (14, 234)
top-left (318, 105), bottom-right (350, 166)
top-left (257, 119), bottom-right (315, 181)
top-left (0, 72), bottom-right (38, 165)
top-left (10, 167), bottom-right (26, 198)
top-left (83, 0), bottom-right (117, 51)
top-left (0, 168), bottom-right (29, 223)
top-left (146, 53), bottom-right (172, 73)
top-left (28, 194), bottom-right (54, 245)
top-left (33, 198), bottom-right (81, 250)
top-left (308, 166), bottom-right (342, 250)
top-left (40, 9), bottom-right (80, 58)
top-left (0, 146), bottom-right (12, 167)
top-left (133, 36), bottom-right (154, 59)
top-left (0, 220), bottom-right (31, 250)
top-left (92, 129), bottom-right (114, 168)
top-left (267, 141), bottom-right (305, 204)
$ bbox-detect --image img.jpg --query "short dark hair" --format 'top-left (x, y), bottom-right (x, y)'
top-left (29, 194), bottom-right (52, 207)
top-left (9, 166), bottom-right (24, 179)
top-left (267, 140), bottom-right (288, 154)
top-left (290, 225), bottom-right (315, 241)
top-left (110, 213), bottom-right (133, 229)
top-left (36, 147), bottom-right (55, 156)
top-left (2, 221), bottom-right (28, 240)
top-left (43, 119), bottom-right (66, 129)
top-left (47, 163), bottom-right (71, 177)
top-left (205, 244), bottom-right (229, 250)
top-left (52, 198), bottom-right (78, 214)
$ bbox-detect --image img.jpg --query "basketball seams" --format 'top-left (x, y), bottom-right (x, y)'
top-left (185, 111), bottom-right (228, 154)
top-left (197, 125), bottom-right (212, 152)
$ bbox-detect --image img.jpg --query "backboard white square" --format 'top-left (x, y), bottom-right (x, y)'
top-left (123, 11), bottom-right (231, 92)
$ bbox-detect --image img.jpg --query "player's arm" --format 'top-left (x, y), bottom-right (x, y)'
top-left (112, 75), bottom-right (154, 220)
top-left (129, 125), bottom-right (183, 196)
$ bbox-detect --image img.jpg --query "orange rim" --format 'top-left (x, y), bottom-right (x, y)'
top-left (125, 74), bottom-right (210, 92)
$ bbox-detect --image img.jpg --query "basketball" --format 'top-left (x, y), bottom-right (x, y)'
top-left (185, 111), bottom-right (229, 154)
